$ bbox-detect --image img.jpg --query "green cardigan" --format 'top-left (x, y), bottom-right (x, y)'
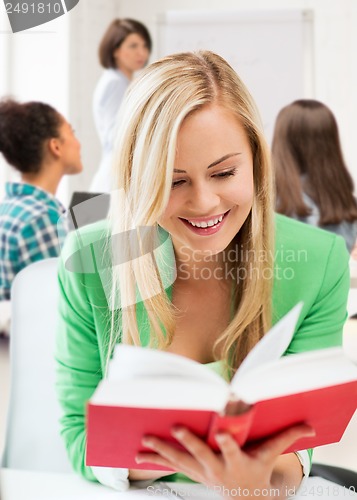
top-left (55, 214), bottom-right (350, 481)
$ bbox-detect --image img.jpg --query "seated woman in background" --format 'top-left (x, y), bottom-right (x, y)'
top-left (90, 18), bottom-right (152, 193)
top-left (0, 99), bottom-right (82, 300)
top-left (272, 99), bottom-right (357, 253)
top-left (56, 52), bottom-right (350, 497)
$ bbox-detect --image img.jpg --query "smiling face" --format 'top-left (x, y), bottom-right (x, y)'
top-left (159, 104), bottom-right (254, 259)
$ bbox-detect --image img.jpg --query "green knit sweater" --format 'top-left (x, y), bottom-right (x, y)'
top-left (55, 214), bottom-right (350, 481)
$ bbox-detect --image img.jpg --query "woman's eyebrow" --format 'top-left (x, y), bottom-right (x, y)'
top-left (173, 152), bottom-right (241, 173)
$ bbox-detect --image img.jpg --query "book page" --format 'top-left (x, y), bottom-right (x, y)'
top-left (108, 304), bottom-right (303, 391)
top-left (91, 378), bottom-right (229, 410)
top-left (230, 302), bottom-right (303, 390)
top-left (108, 345), bottom-right (227, 388)
top-left (234, 346), bottom-right (357, 403)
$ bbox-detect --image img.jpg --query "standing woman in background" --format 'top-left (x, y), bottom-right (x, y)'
top-left (90, 18), bottom-right (152, 193)
top-left (0, 99), bottom-right (82, 301)
top-left (272, 99), bottom-right (357, 253)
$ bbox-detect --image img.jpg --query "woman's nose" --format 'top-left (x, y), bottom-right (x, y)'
top-left (188, 182), bottom-right (220, 214)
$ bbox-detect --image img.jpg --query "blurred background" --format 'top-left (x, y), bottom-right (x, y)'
top-left (0, 0), bottom-right (356, 206)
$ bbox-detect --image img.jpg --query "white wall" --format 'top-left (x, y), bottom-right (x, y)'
top-left (1, 0), bottom-right (357, 199)
top-left (0, 5), bottom-right (11, 200)
top-left (66, 0), bottom-right (121, 194)
top-left (109, 0), bottom-right (357, 187)
top-left (0, 3), bottom-right (70, 203)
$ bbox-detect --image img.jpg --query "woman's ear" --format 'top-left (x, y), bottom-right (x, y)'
top-left (47, 137), bottom-right (61, 159)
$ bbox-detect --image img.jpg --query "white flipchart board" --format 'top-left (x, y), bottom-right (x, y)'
top-left (156, 9), bottom-right (314, 143)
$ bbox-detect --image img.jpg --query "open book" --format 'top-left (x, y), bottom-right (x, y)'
top-left (86, 304), bottom-right (357, 469)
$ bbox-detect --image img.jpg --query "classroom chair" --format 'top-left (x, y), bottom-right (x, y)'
top-left (1, 258), bottom-right (72, 472)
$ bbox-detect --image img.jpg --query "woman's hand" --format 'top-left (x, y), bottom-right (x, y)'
top-left (135, 424), bottom-right (314, 499)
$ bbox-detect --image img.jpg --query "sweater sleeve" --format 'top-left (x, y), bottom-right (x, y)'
top-left (286, 234), bottom-right (350, 355)
top-left (285, 234), bottom-right (350, 471)
top-left (55, 229), bottom-right (131, 490)
top-left (55, 246), bottom-right (100, 481)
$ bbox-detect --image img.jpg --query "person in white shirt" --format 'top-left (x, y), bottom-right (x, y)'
top-left (90, 18), bottom-right (152, 193)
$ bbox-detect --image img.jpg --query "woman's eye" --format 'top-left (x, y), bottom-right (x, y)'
top-left (171, 179), bottom-right (185, 189)
top-left (213, 168), bottom-right (237, 179)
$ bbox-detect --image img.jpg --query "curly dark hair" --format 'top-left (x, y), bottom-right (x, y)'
top-left (0, 99), bottom-right (63, 174)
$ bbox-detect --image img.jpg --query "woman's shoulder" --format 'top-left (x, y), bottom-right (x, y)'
top-left (273, 213), bottom-right (349, 298)
top-left (275, 213), bottom-right (347, 258)
top-left (272, 214), bottom-right (350, 331)
top-left (0, 189), bottom-right (63, 235)
top-left (94, 69), bottom-right (129, 94)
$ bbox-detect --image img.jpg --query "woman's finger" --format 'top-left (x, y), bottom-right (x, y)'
top-left (171, 427), bottom-right (220, 471)
top-left (135, 452), bottom-right (173, 470)
top-left (215, 432), bottom-right (243, 466)
top-left (138, 435), bottom-right (201, 477)
top-left (248, 424), bottom-right (315, 463)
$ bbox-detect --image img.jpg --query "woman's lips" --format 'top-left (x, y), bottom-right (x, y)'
top-left (179, 210), bottom-right (230, 236)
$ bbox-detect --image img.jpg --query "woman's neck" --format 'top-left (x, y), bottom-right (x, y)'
top-left (21, 164), bottom-right (62, 196)
top-left (117, 67), bottom-right (133, 81)
top-left (174, 244), bottom-right (234, 286)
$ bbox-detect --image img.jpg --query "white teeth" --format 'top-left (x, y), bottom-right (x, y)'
top-left (187, 214), bottom-right (224, 228)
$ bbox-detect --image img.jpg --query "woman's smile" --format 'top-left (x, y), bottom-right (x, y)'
top-left (178, 210), bottom-right (230, 236)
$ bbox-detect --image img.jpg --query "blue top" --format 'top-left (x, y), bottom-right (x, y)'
top-left (0, 182), bottom-right (66, 300)
top-left (296, 193), bottom-right (357, 253)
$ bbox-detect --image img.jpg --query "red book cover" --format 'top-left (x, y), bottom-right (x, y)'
top-left (85, 306), bottom-right (357, 470)
top-left (86, 381), bottom-right (357, 470)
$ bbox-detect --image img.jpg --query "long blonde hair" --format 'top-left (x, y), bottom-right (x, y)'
top-left (107, 51), bottom-right (275, 373)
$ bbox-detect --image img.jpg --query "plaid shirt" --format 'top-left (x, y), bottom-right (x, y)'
top-left (0, 182), bottom-right (67, 300)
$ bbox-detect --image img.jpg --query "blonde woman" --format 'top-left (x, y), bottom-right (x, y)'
top-left (56, 52), bottom-right (349, 497)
